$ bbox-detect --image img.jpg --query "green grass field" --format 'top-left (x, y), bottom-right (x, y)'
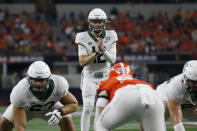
top-left (1, 106), bottom-right (197, 131)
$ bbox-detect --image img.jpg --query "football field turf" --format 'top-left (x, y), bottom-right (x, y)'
top-left (1, 106), bottom-right (197, 131)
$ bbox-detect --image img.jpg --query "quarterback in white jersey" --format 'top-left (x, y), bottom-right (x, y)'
top-left (156, 60), bottom-right (197, 131)
top-left (0, 61), bottom-right (78, 131)
top-left (75, 8), bottom-right (117, 131)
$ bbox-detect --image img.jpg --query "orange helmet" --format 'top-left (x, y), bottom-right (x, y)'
top-left (109, 62), bottom-right (133, 78)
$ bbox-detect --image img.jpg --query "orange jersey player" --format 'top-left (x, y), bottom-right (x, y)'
top-left (97, 75), bottom-right (154, 102)
top-left (95, 62), bottom-right (166, 131)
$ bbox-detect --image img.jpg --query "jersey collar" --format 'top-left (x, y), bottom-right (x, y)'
top-left (88, 30), bottom-right (106, 42)
top-left (30, 79), bottom-right (54, 102)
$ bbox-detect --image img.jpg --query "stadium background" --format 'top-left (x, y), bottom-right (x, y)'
top-left (0, 0), bottom-right (197, 130)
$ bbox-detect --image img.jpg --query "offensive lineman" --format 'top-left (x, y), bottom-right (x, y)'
top-left (75, 8), bottom-right (117, 131)
top-left (96, 62), bottom-right (166, 131)
top-left (0, 61), bottom-right (78, 131)
top-left (156, 60), bottom-right (197, 131)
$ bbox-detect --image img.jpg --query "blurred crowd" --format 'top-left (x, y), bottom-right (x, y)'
top-left (62, 7), bottom-right (197, 55)
top-left (0, 7), bottom-right (197, 56)
top-left (0, 8), bottom-right (68, 55)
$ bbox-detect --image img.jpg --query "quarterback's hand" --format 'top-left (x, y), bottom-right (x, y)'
top-left (45, 109), bottom-right (63, 126)
top-left (97, 38), bottom-right (104, 52)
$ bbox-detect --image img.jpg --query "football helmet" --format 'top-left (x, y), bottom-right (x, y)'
top-left (183, 60), bottom-right (197, 100)
top-left (109, 62), bottom-right (133, 78)
top-left (27, 61), bottom-right (51, 93)
top-left (88, 8), bottom-right (108, 33)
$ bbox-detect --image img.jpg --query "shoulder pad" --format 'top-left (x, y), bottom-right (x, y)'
top-left (106, 30), bottom-right (118, 41)
top-left (10, 78), bottom-right (28, 107)
top-left (75, 32), bottom-right (86, 44)
top-left (55, 75), bottom-right (69, 97)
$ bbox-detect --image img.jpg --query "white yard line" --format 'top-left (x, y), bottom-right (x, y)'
top-left (1, 112), bottom-right (197, 127)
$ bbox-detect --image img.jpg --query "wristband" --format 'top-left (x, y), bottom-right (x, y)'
top-left (57, 108), bottom-right (64, 116)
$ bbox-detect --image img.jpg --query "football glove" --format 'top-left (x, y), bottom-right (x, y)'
top-left (45, 109), bottom-right (63, 126)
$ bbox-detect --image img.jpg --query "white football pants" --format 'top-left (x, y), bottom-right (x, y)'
top-left (80, 69), bottom-right (109, 131)
top-left (96, 85), bottom-right (166, 131)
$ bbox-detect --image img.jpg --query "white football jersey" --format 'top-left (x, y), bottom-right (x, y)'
top-left (156, 73), bottom-right (195, 105)
top-left (10, 75), bottom-right (69, 111)
top-left (75, 30), bottom-right (118, 72)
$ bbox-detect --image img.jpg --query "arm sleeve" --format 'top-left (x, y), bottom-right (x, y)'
top-left (102, 30), bottom-right (117, 64)
top-left (102, 42), bottom-right (116, 64)
top-left (113, 30), bottom-right (118, 42)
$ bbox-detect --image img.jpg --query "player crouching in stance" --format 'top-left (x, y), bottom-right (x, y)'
top-left (95, 62), bottom-right (166, 131)
top-left (156, 60), bottom-right (197, 131)
top-left (0, 61), bottom-right (78, 131)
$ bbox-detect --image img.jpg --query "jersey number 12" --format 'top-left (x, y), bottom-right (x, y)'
top-left (92, 46), bottom-right (106, 63)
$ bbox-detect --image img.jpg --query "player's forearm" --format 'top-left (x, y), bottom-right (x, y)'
top-left (79, 53), bottom-right (97, 67)
top-left (60, 102), bottom-right (78, 115)
top-left (102, 48), bottom-right (116, 64)
top-left (170, 110), bottom-right (183, 125)
top-left (15, 125), bottom-right (26, 131)
top-left (59, 92), bottom-right (78, 115)
top-left (13, 107), bottom-right (27, 131)
top-left (168, 98), bottom-right (183, 125)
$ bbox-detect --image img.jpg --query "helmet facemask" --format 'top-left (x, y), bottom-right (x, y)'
top-left (28, 76), bottom-right (51, 95)
top-left (184, 75), bottom-right (197, 101)
top-left (89, 19), bottom-right (107, 33)
top-left (183, 60), bottom-right (197, 101)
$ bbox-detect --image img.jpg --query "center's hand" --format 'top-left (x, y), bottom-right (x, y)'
top-left (97, 38), bottom-right (104, 52)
